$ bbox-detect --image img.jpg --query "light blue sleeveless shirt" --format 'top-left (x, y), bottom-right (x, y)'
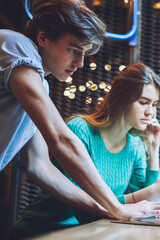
top-left (0, 29), bottom-right (49, 170)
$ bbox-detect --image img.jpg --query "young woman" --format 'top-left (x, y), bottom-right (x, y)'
top-left (67, 62), bottom-right (160, 206)
top-left (11, 62), bottom-right (160, 238)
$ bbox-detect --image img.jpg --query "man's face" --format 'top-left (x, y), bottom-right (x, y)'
top-left (37, 32), bottom-right (93, 81)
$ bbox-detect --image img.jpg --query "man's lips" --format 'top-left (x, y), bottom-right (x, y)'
top-left (66, 69), bottom-right (76, 75)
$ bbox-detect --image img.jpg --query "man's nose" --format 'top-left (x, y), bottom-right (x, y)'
top-left (74, 55), bottom-right (84, 68)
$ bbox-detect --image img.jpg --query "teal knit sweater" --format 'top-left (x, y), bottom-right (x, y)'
top-left (67, 118), bottom-right (159, 202)
top-left (14, 117), bottom-right (160, 235)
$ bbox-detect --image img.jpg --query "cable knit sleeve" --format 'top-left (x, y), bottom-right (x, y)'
top-left (129, 136), bottom-right (159, 192)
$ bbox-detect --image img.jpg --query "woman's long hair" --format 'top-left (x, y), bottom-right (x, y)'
top-left (68, 63), bottom-right (160, 131)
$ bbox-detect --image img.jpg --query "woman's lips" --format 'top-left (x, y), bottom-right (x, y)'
top-left (141, 119), bottom-right (151, 124)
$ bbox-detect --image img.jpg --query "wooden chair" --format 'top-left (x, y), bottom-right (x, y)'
top-left (7, 153), bottom-right (39, 235)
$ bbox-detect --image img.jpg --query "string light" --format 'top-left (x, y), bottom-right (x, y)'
top-left (63, 87), bottom-right (70, 96)
top-left (65, 76), bottom-right (72, 83)
top-left (93, 0), bottom-right (103, 6)
top-left (68, 93), bottom-right (75, 99)
top-left (63, 90), bottom-right (70, 96)
top-left (153, 2), bottom-right (160, 9)
top-left (104, 85), bottom-right (111, 92)
top-left (69, 85), bottom-right (77, 93)
top-left (91, 84), bottom-right (98, 91)
top-left (85, 97), bottom-right (92, 104)
top-left (86, 80), bottom-right (93, 88)
top-left (89, 62), bottom-right (97, 70)
top-left (79, 85), bottom-right (86, 92)
top-left (98, 97), bottom-right (104, 104)
top-left (104, 64), bottom-right (111, 71)
top-left (99, 81), bottom-right (106, 89)
top-left (63, 62), bottom-right (114, 101)
top-left (119, 65), bottom-right (126, 71)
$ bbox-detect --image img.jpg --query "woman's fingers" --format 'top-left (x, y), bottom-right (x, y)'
top-left (148, 118), bottom-right (160, 130)
top-left (135, 202), bottom-right (160, 218)
top-left (121, 201), bottom-right (160, 220)
top-left (151, 210), bottom-right (160, 216)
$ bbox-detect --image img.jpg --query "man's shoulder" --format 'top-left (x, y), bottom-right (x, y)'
top-left (0, 29), bottom-right (25, 40)
top-left (0, 29), bottom-right (35, 48)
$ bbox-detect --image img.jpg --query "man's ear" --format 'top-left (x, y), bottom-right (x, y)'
top-left (37, 30), bottom-right (47, 47)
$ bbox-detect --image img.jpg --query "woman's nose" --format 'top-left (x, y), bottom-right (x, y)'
top-left (145, 105), bottom-right (154, 116)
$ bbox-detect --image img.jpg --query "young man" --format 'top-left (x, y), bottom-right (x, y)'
top-left (0, 0), bottom-right (159, 224)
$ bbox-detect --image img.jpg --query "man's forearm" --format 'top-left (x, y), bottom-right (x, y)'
top-left (49, 129), bottom-right (122, 218)
top-left (28, 156), bottom-right (111, 218)
top-left (23, 130), bottom-right (111, 218)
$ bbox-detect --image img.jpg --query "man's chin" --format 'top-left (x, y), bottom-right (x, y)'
top-left (57, 76), bottom-right (68, 82)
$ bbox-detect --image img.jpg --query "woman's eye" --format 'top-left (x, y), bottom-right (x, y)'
top-left (139, 101), bottom-right (147, 105)
top-left (153, 102), bottom-right (159, 107)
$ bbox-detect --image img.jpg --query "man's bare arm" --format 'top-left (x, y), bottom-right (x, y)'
top-left (9, 66), bottom-right (121, 216)
top-left (22, 129), bottom-right (112, 218)
top-left (9, 66), bottom-right (160, 220)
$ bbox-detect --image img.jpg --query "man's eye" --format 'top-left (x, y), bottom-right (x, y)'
top-left (68, 49), bottom-right (76, 54)
top-left (84, 51), bottom-right (90, 56)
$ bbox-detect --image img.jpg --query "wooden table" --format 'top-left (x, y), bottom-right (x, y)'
top-left (30, 219), bottom-right (160, 240)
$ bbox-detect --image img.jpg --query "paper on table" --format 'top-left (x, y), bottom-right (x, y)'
top-left (131, 217), bottom-right (160, 224)
top-left (111, 217), bottom-right (160, 226)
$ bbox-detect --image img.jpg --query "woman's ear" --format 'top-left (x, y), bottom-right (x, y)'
top-left (37, 30), bottom-right (47, 47)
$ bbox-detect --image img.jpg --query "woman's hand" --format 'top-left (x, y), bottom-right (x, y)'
top-left (147, 118), bottom-right (160, 148)
top-left (145, 118), bottom-right (160, 170)
top-left (117, 200), bottom-right (160, 221)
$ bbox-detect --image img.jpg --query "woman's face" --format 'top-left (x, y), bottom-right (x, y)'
top-left (125, 84), bottom-right (160, 131)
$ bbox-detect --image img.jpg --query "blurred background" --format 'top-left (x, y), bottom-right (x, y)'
top-left (0, 0), bottom-right (160, 239)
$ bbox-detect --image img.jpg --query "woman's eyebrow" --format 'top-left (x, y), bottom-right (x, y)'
top-left (140, 96), bottom-right (160, 103)
top-left (139, 97), bottom-right (150, 101)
